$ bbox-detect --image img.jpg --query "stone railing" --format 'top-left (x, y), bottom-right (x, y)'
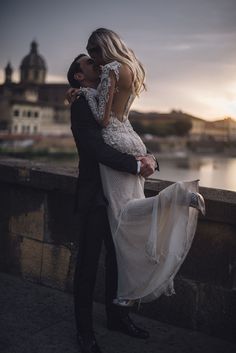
top-left (0, 158), bottom-right (235, 342)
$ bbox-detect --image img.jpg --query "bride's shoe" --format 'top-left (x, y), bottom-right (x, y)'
top-left (113, 298), bottom-right (137, 307)
top-left (190, 192), bottom-right (206, 216)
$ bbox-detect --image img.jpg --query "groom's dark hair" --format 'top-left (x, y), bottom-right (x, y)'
top-left (67, 54), bottom-right (87, 88)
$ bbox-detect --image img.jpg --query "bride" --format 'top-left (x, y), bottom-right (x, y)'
top-left (73, 28), bottom-right (205, 305)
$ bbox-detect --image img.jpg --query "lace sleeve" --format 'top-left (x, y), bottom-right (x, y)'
top-left (81, 61), bottom-right (121, 127)
top-left (78, 87), bottom-right (100, 120)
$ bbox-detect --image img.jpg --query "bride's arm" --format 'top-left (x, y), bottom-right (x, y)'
top-left (81, 62), bottom-right (121, 127)
top-left (96, 69), bottom-right (117, 127)
top-left (71, 97), bottom-right (138, 175)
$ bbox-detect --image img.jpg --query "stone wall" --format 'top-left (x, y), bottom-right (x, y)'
top-left (0, 158), bottom-right (235, 342)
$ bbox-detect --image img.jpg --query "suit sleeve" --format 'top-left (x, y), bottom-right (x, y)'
top-left (71, 98), bottom-right (138, 175)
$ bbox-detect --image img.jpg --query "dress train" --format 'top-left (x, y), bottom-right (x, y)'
top-left (99, 164), bottom-right (203, 303)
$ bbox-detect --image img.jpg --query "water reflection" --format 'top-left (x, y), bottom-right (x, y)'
top-left (153, 155), bottom-right (236, 191)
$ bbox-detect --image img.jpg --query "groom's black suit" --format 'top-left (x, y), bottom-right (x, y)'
top-left (70, 96), bottom-right (138, 333)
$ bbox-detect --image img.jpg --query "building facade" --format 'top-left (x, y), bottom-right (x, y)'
top-left (189, 117), bottom-right (236, 142)
top-left (0, 41), bottom-right (70, 135)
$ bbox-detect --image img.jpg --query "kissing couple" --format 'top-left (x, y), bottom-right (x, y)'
top-left (67, 28), bottom-right (206, 353)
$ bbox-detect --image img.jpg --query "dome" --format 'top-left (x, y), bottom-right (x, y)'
top-left (20, 41), bottom-right (47, 84)
top-left (20, 41), bottom-right (46, 70)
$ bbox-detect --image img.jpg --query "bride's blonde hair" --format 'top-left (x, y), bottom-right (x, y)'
top-left (86, 28), bottom-right (146, 95)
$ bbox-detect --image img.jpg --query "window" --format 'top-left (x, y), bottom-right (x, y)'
top-left (14, 125), bottom-right (18, 133)
top-left (27, 111), bottom-right (31, 117)
top-left (34, 112), bottom-right (39, 118)
top-left (26, 125), bottom-right (30, 133)
top-left (14, 110), bottom-right (19, 117)
top-left (33, 126), bottom-right (37, 133)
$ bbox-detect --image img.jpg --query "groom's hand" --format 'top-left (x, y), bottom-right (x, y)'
top-left (66, 88), bottom-right (81, 104)
top-left (136, 155), bottom-right (156, 178)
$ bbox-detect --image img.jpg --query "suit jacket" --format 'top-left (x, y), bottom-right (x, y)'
top-left (70, 96), bottom-right (138, 214)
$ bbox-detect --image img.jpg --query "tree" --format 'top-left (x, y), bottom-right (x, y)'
top-left (173, 118), bottom-right (192, 136)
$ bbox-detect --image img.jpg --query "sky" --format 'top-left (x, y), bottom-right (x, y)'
top-left (1, 0), bottom-right (236, 120)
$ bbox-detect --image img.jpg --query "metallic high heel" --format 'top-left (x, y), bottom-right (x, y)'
top-left (113, 298), bottom-right (137, 307)
top-left (190, 192), bottom-right (206, 216)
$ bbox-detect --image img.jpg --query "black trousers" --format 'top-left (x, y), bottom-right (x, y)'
top-left (73, 205), bottom-right (128, 333)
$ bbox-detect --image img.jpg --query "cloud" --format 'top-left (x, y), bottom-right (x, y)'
top-left (1, 0), bottom-right (236, 120)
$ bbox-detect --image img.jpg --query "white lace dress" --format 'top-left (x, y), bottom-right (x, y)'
top-left (80, 61), bottom-right (202, 303)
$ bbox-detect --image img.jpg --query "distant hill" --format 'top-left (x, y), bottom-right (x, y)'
top-left (129, 109), bottom-right (206, 124)
top-left (129, 109), bottom-right (202, 137)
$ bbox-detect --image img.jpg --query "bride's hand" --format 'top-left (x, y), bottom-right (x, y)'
top-left (66, 88), bottom-right (81, 104)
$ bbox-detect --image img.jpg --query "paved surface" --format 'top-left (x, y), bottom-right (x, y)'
top-left (0, 272), bottom-right (235, 353)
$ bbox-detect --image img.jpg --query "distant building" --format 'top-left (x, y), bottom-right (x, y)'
top-left (189, 117), bottom-right (236, 142)
top-left (0, 41), bottom-right (70, 135)
top-left (188, 116), bottom-right (206, 141)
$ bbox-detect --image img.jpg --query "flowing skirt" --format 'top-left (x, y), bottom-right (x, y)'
top-left (99, 163), bottom-right (199, 303)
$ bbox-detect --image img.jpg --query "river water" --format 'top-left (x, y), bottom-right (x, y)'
top-left (26, 153), bottom-right (236, 192)
top-left (152, 154), bottom-right (236, 192)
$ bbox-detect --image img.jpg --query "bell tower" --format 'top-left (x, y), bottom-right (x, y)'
top-left (4, 62), bottom-right (13, 84)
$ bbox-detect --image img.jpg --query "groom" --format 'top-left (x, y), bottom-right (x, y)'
top-left (67, 54), bottom-right (158, 353)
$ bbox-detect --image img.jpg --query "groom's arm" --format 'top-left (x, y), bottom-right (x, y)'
top-left (71, 98), bottom-right (138, 175)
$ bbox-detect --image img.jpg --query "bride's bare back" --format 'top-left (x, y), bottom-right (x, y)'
top-left (110, 63), bottom-right (134, 121)
top-left (88, 60), bottom-right (137, 126)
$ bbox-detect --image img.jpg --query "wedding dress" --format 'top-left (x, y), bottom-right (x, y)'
top-left (80, 61), bottom-right (205, 303)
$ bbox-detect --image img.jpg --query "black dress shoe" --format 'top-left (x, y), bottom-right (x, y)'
top-left (76, 331), bottom-right (102, 353)
top-left (107, 314), bottom-right (149, 339)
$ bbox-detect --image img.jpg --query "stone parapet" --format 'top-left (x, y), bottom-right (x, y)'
top-left (0, 157), bottom-right (235, 342)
